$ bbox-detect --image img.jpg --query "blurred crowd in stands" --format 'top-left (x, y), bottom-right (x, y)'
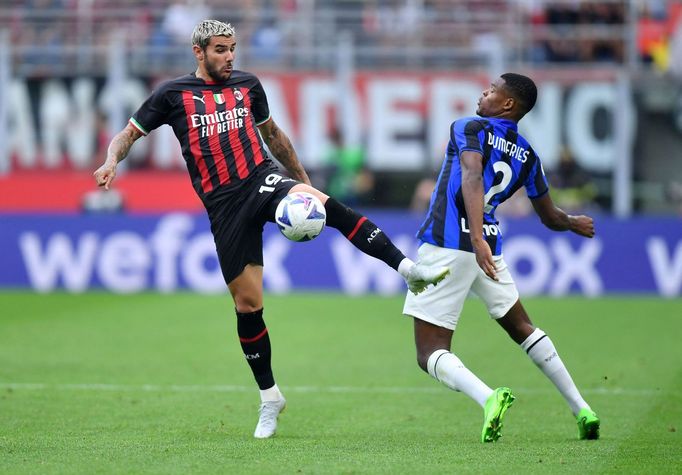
top-left (2, 0), bottom-right (682, 214)
top-left (2, 0), bottom-right (682, 75)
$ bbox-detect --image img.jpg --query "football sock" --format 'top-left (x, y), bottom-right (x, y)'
top-left (236, 308), bottom-right (274, 390)
top-left (259, 383), bottom-right (284, 402)
top-left (324, 198), bottom-right (406, 271)
top-left (427, 349), bottom-right (494, 407)
top-left (397, 258), bottom-right (416, 279)
top-left (521, 328), bottom-right (590, 416)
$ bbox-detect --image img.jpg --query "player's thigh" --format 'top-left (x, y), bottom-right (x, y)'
top-left (259, 176), bottom-right (329, 220)
top-left (250, 168), bottom-right (299, 222)
top-left (213, 217), bottom-right (264, 287)
top-left (470, 255), bottom-right (519, 320)
top-left (403, 244), bottom-right (478, 331)
top-left (290, 183), bottom-right (329, 204)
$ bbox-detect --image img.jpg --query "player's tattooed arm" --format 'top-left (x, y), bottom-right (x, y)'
top-left (94, 123), bottom-right (143, 190)
top-left (258, 119), bottom-right (311, 185)
top-left (531, 193), bottom-right (595, 238)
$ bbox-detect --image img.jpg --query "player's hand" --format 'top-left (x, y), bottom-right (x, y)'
top-left (472, 239), bottom-right (498, 281)
top-left (569, 215), bottom-right (595, 238)
top-left (93, 161), bottom-right (117, 190)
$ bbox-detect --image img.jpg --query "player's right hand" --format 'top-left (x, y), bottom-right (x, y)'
top-left (93, 162), bottom-right (117, 190)
top-left (473, 240), bottom-right (498, 281)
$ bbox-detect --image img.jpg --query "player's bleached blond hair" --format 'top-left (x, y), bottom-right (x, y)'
top-left (191, 20), bottom-right (235, 49)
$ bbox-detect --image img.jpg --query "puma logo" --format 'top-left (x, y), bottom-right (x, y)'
top-left (192, 95), bottom-right (206, 104)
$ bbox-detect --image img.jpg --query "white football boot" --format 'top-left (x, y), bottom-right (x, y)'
top-left (253, 397), bottom-right (286, 438)
top-left (406, 263), bottom-right (450, 295)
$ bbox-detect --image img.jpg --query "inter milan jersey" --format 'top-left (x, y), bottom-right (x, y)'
top-left (130, 71), bottom-right (272, 206)
top-left (417, 116), bottom-right (549, 255)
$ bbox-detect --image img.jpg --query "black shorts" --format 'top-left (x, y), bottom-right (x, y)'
top-left (207, 163), bottom-right (299, 285)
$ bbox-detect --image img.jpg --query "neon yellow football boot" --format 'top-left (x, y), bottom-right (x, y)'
top-left (577, 408), bottom-right (600, 440)
top-left (481, 387), bottom-right (515, 443)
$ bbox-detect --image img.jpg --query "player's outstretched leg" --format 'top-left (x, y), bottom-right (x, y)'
top-left (520, 327), bottom-right (599, 439)
top-left (481, 387), bottom-right (515, 443)
top-left (405, 263), bottom-right (450, 295)
top-left (324, 198), bottom-right (449, 293)
top-left (576, 408), bottom-right (600, 440)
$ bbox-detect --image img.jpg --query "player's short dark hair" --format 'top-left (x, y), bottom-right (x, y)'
top-left (501, 73), bottom-right (537, 115)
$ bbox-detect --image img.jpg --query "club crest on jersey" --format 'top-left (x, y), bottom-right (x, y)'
top-left (213, 93), bottom-right (225, 105)
top-left (233, 88), bottom-right (243, 101)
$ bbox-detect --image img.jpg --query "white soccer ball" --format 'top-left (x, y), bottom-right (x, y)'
top-left (275, 192), bottom-right (327, 242)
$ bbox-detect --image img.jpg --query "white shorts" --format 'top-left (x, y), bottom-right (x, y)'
top-left (403, 242), bottom-right (519, 331)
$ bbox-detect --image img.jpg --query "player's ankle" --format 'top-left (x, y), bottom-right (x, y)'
top-left (398, 258), bottom-right (415, 278)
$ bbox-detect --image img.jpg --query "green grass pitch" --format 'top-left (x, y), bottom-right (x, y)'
top-left (1, 292), bottom-right (680, 474)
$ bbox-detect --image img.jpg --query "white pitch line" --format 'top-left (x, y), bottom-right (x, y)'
top-left (0, 382), bottom-right (667, 396)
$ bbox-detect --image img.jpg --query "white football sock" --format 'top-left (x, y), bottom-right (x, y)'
top-left (427, 349), bottom-right (493, 407)
top-left (397, 258), bottom-right (415, 278)
top-left (521, 328), bottom-right (590, 416)
top-left (259, 383), bottom-right (284, 402)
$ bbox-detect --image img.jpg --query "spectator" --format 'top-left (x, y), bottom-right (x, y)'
top-left (153, 0), bottom-right (211, 69)
top-left (322, 127), bottom-right (372, 206)
top-left (547, 145), bottom-right (598, 212)
top-left (250, 18), bottom-right (282, 63)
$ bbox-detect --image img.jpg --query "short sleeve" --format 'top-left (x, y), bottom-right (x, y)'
top-left (452, 119), bottom-right (485, 155)
top-left (130, 86), bottom-right (171, 135)
top-left (249, 78), bottom-right (271, 125)
top-left (525, 155), bottom-right (550, 199)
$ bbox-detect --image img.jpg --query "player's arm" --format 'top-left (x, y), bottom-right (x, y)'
top-left (530, 193), bottom-right (595, 238)
top-left (257, 118), bottom-right (311, 185)
top-left (93, 122), bottom-right (144, 190)
top-left (461, 150), bottom-right (498, 280)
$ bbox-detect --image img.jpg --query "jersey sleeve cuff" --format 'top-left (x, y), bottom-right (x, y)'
top-left (528, 188), bottom-right (550, 200)
top-left (129, 118), bottom-right (149, 136)
top-left (255, 115), bottom-right (272, 127)
top-left (459, 147), bottom-right (484, 155)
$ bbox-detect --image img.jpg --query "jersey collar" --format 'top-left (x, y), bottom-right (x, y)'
top-left (190, 72), bottom-right (220, 85)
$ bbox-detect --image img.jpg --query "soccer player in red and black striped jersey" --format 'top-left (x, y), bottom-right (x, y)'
top-left (93, 19), bottom-right (449, 439)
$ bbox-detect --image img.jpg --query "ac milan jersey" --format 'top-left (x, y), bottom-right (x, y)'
top-left (130, 71), bottom-right (272, 206)
top-left (417, 116), bottom-right (549, 255)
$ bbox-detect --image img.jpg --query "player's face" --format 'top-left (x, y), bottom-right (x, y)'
top-left (476, 78), bottom-right (511, 117)
top-left (202, 36), bottom-right (236, 82)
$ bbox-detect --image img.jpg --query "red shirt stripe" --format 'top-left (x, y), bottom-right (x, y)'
top-left (181, 90), bottom-right (213, 193)
top-left (222, 88), bottom-right (250, 179)
top-left (241, 88), bottom-right (265, 166)
top-left (203, 91), bottom-right (231, 186)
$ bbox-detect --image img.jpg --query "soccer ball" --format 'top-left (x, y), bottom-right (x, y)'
top-left (274, 192), bottom-right (327, 242)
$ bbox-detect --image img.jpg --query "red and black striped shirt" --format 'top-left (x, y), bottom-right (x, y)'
top-left (130, 71), bottom-right (272, 206)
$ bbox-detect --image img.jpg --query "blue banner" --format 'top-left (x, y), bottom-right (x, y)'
top-left (1, 213), bottom-right (680, 296)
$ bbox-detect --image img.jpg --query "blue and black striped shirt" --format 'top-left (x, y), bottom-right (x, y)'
top-left (417, 116), bottom-right (549, 255)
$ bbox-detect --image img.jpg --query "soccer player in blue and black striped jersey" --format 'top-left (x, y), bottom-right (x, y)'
top-left (404, 73), bottom-right (600, 442)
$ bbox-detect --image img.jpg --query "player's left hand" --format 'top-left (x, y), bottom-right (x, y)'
top-left (569, 215), bottom-right (595, 238)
